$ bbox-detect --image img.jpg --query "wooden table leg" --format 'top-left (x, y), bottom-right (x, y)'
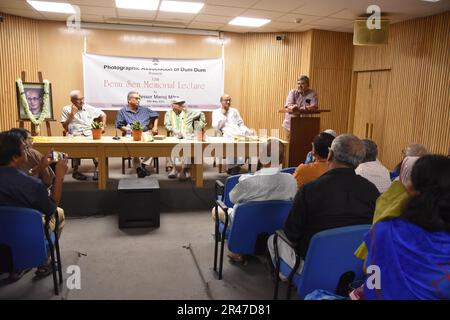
top-left (193, 164), bottom-right (204, 188)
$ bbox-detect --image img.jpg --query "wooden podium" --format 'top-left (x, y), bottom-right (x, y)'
top-left (281, 109), bottom-right (331, 167)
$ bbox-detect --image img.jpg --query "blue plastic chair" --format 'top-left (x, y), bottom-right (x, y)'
top-left (215, 174), bottom-right (241, 208)
top-left (273, 224), bottom-right (371, 299)
top-left (0, 206), bottom-right (63, 295)
top-left (281, 167), bottom-right (296, 175)
top-left (213, 200), bottom-right (293, 280)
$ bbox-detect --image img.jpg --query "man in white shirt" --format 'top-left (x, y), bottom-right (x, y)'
top-left (212, 138), bottom-right (297, 263)
top-left (355, 139), bottom-right (391, 193)
top-left (61, 90), bottom-right (106, 180)
top-left (212, 94), bottom-right (254, 174)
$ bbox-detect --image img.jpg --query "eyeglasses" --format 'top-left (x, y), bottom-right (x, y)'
top-left (27, 97), bottom-right (41, 101)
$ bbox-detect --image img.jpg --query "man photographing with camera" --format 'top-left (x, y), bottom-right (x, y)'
top-left (0, 130), bottom-right (68, 281)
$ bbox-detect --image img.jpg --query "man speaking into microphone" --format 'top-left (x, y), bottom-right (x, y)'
top-left (282, 75), bottom-right (318, 139)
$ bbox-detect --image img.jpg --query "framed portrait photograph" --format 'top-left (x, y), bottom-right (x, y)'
top-left (16, 82), bottom-right (54, 121)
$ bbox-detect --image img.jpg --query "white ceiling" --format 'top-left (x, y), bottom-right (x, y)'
top-left (0, 0), bottom-right (449, 33)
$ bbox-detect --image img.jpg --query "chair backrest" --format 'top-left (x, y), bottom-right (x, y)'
top-left (0, 207), bottom-right (48, 270)
top-left (222, 174), bottom-right (241, 208)
top-left (297, 224), bottom-right (371, 298)
top-left (281, 167), bottom-right (296, 175)
top-left (228, 200), bottom-right (293, 254)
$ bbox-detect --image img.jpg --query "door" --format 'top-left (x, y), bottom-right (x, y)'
top-left (353, 70), bottom-right (390, 159)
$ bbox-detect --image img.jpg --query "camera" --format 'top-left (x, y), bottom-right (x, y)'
top-left (51, 151), bottom-right (66, 161)
top-left (276, 34), bottom-right (285, 41)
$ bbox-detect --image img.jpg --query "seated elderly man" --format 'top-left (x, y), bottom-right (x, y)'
top-left (115, 91), bottom-right (159, 177)
top-left (268, 134), bottom-right (380, 277)
top-left (164, 99), bottom-right (206, 181)
top-left (61, 90), bottom-right (106, 181)
top-left (355, 139), bottom-right (391, 193)
top-left (391, 143), bottom-right (428, 179)
top-left (294, 131), bottom-right (335, 189)
top-left (212, 94), bottom-right (254, 175)
top-left (0, 131), bottom-right (68, 281)
top-left (212, 138), bottom-right (297, 263)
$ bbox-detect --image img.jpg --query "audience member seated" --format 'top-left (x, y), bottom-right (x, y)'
top-left (355, 156), bottom-right (419, 260)
top-left (355, 139), bottom-right (391, 193)
top-left (363, 155), bottom-right (450, 300)
top-left (304, 129), bottom-right (336, 164)
top-left (294, 132), bottom-right (334, 189)
top-left (9, 128), bottom-right (55, 188)
top-left (391, 143), bottom-right (428, 180)
top-left (115, 91), bottom-right (159, 177)
top-left (212, 138), bottom-right (297, 263)
top-left (268, 134), bottom-right (380, 277)
top-left (61, 90), bottom-right (106, 181)
top-left (0, 131), bottom-right (68, 281)
top-left (164, 99), bottom-right (206, 181)
top-left (212, 94), bottom-right (254, 175)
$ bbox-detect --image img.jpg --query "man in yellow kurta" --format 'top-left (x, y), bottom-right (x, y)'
top-left (164, 99), bottom-right (206, 181)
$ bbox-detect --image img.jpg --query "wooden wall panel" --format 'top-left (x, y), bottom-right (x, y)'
top-left (352, 12), bottom-right (450, 168)
top-left (0, 13), bottom-right (39, 132)
top-left (239, 32), bottom-right (311, 139)
top-left (309, 30), bottom-right (354, 134)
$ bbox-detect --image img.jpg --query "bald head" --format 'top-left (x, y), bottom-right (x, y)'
top-left (70, 90), bottom-right (82, 100)
top-left (405, 144), bottom-right (428, 157)
top-left (329, 134), bottom-right (366, 168)
top-left (220, 94), bottom-right (232, 110)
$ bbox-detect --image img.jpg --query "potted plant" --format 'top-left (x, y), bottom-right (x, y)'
top-left (131, 121), bottom-right (144, 141)
top-left (193, 119), bottom-right (206, 141)
top-left (91, 120), bottom-right (103, 140)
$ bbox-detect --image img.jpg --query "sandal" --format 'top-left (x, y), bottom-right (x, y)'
top-left (8, 268), bottom-right (31, 283)
top-left (34, 262), bottom-right (53, 278)
top-left (227, 252), bottom-right (247, 265)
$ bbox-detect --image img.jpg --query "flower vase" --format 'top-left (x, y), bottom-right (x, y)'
top-left (132, 129), bottom-right (143, 141)
top-left (92, 128), bottom-right (102, 140)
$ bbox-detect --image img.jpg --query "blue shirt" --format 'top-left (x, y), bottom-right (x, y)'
top-left (0, 167), bottom-right (56, 217)
top-left (115, 105), bottom-right (159, 132)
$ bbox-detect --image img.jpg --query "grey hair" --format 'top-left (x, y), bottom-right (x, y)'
top-left (330, 134), bottom-right (366, 168)
top-left (323, 129), bottom-right (337, 137)
top-left (69, 90), bottom-right (81, 99)
top-left (127, 91), bottom-right (140, 100)
top-left (362, 139), bottom-right (378, 162)
top-left (405, 143), bottom-right (428, 157)
top-left (297, 75), bottom-right (310, 85)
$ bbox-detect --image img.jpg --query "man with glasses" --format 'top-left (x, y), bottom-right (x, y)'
top-left (25, 88), bottom-right (43, 117)
top-left (61, 90), bottom-right (106, 180)
top-left (283, 75), bottom-right (318, 139)
top-left (115, 91), bottom-right (159, 177)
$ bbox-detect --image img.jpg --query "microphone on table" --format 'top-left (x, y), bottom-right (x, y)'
top-left (113, 130), bottom-right (120, 140)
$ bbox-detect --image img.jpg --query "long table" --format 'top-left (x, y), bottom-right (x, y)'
top-left (33, 136), bottom-right (289, 190)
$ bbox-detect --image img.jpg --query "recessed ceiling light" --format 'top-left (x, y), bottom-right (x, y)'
top-left (26, 1), bottom-right (75, 14)
top-left (115, 0), bottom-right (160, 11)
top-left (228, 17), bottom-right (271, 28)
top-left (160, 1), bottom-right (204, 14)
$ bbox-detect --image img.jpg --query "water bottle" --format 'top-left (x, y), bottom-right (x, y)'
top-left (125, 124), bottom-right (132, 138)
top-left (67, 123), bottom-right (74, 138)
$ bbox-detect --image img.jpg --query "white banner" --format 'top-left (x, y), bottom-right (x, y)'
top-left (83, 53), bottom-right (224, 111)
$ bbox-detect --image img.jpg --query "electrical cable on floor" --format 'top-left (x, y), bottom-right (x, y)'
top-left (182, 243), bottom-right (214, 300)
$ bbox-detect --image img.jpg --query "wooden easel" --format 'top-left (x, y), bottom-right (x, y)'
top-left (18, 71), bottom-right (54, 136)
